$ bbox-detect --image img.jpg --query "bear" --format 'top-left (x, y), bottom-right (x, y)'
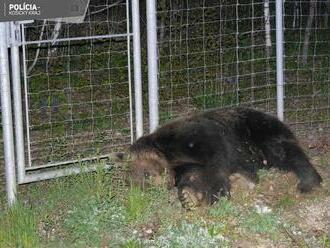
top-left (130, 107), bottom-right (322, 209)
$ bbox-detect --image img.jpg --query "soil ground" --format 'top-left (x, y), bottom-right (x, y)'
top-left (0, 136), bottom-right (329, 247)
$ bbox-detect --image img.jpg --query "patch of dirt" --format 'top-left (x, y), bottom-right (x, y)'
top-left (134, 218), bottom-right (161, 240)
top-left (298, 196), bottom-right (330, 233)
top-left (300, 131), bottom-right (330, 156)
top-left (228, 149), bottom-right (330, 248)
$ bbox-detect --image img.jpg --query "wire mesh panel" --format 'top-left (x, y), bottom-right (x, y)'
top-left (156, 0), bottom-right (278, 122)
top-left (156, 0), bottom-right (329, 139)
top-left (284, 0), bottom-right (330, 133)
top-left (21, 0), bottom-right (133, 169)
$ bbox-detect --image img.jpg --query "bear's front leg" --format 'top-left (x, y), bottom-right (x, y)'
top-left (176, 164), bottom-right (231, 210)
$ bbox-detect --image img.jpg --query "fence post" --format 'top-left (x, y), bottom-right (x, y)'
top-left (0, 22), bottom-right (17, 205)
top-left (276, 0), bottom-right (284, 121)
top-left (10, 22), bottom-right (26, 184)
top-left (146, 0), bottom-right (159, 132)
top-left (132, 0), bottom-right (143, 138)
top-left (126, 0), bottom-right (134, 144)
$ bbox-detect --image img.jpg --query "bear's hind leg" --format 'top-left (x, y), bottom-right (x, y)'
top-left (262, 139), bottom-right (322, 192)
top-left (282, 141), bottom-right (322, 192)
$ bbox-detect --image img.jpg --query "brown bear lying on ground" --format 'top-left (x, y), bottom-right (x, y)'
top-left (130, 107), bottom-right (322, 209)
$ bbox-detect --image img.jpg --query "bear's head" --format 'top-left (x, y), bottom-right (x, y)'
top-left (129, 135), bottom-right (172, 187)
top-left (130, 150), bottom-right (170, 187)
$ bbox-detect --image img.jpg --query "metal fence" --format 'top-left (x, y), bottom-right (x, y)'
top-left (22, 8), bottom-right (132, 167)
top-left (0, 0), bottom-right (143, 204)
top-left (284, 0), bottom-right (330, 132)
top-left (153, 0), bottom-right (329, 134)
top-left (1, 0), bottom-right (329, 204)
top-left (154, 0), bottom-right (279, 124)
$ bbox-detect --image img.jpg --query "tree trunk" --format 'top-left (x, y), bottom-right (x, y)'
top-left (264, 0), bottom-right (272, 57)
top-left (302, 0), bottom-right (316, 65)
top-left (292, 1), bottom-right (299, 28)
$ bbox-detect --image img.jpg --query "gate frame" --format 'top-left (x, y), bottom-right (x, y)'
top-left (2, 0), bottom-right (143, 204)
top-left (0, 22), bottom-right (17, 205)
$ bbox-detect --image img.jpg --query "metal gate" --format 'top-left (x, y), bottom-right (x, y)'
top-left (1, 0), bottom-right (143, 204)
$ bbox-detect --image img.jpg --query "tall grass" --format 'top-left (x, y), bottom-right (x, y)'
top-left (0, 202), bottom-right (39, 248)
top-left (126, 186), bottom-right (148, 221)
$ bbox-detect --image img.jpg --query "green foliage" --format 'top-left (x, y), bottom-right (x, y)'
top-left (56, 166), bottom-right (127, 246)
top-left (208, 197), bottom-right (239, 218)
top-left (319, 234), bottom-right (330, 248)
top-left (207, 223), bottom-right (228, 238)
top-left (0, 202), bottom-right (39, 248)
top-left (121, 239), bottom-right (144, 248)
top-left (160, 111), bottom-right (175, 122)
top-left (64, 196), bottom-right (126, 246)
top-left (1, 154), bottom-right (328, 247)
top-left (257, 169), bottom-right (270, 180)
top-left (193, 93), bottom-right (238, 110)
top-left (240, 210), bottom-right (279, 235)
top-left (275, 195), bottom-right (295, 209)
top-left (151, 221), bottom-right (229, 248)
top-left (319, 154), bottom-right (330, 168)
top-left (18, 164), bottom-right (127, 247)
top-left (126, 186), bottom-right (148, 221)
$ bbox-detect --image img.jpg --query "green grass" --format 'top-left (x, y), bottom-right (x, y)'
top-left (1, 154), bottom-right (329, 247)
top-left (194, 93), bottom-right (239, 109)
top-left (257, 168), bottom-right (272, 180)
top-left (0, 164), bottom-right (177, 247)
top-left (209, 197), bottom-right (281, 238)
top-left (208, 197), bottom-right (239, 218)
top-left (0, 202), bottom-right (39, 248)
top-left (319, 154), bottom-right (330, 168)
top-left (121, 239), bottom-right (144, 248)
top-left (126, 186), bottom-right (148, 221)
top-left (63, 196), bottom-right (126, 246)
top-left (319, 234), bottom-right (330, 248)
top-left (240, 210), bottom-right (279, 235)
top-left (160, 111), bottom-right (175, 122)
top-left (274, 195), bottom-right (295, 209)
top-left (151, 221), bottom-right (230, 248)
top-left (0, 162), bottom-right (123, 247)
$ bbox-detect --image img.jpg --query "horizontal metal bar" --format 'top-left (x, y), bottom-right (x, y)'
top-left (20, 163), bottom-right (113, 184)
top-left (25, 153), bottom-right (122, 171)
top-left (23, 33), bottom-right (133, 46)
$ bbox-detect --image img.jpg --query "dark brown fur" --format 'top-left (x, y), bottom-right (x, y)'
top-left (130, 107), bottom-right (322, 207)
top-left (130, 148), bottom-right (174, 187)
